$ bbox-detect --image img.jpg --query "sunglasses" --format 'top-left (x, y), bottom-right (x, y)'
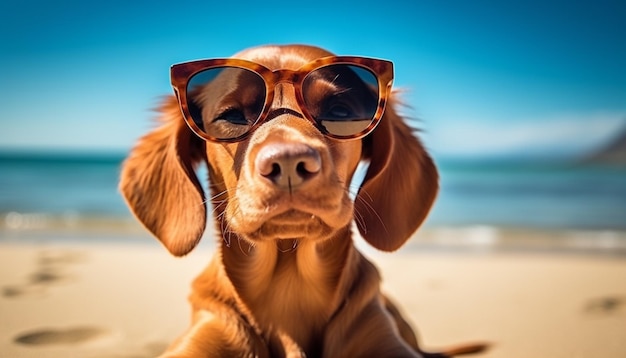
top-left (170, 56), bottom-right (394, 142)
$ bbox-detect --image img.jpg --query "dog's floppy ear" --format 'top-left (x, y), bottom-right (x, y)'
top-left (119, 96), bottom-right (207, 256)
top-left (355, 97), bottom-right (438, 251)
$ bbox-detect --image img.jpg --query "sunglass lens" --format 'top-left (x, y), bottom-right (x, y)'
top-left (302, 64), bottom-right (379, 137)
top-left (186, 67), bottom-right (266, 140)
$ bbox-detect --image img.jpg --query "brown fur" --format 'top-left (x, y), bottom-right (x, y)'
top-left (120, 44), bottom-right (486, 357)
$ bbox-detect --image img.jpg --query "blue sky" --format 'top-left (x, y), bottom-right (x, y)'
top-left (1, 0), bottom-right (625, 160)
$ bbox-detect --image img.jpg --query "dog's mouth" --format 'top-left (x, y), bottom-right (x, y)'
top-left (226, 175), bottom-right (355, 243)
top-left (237, 209), bottom-right (336, 242)
top-left (268, 209), bottom-right (318, 224)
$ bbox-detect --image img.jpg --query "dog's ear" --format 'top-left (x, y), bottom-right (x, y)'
top-left (119, 96), bottom-right (207, 256)
top-left (355, 97), bottom-right (438, 251)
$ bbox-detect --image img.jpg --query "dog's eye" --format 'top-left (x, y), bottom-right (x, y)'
top-left (215, 108), bottom-right (248, 125)
top-left (320, 101), bottom-right (356, 120)
top-left (327, 104), bottom-right (352, 118)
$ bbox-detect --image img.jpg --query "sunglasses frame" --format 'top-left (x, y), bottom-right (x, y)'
top-left (170, 56), bottom-right (394, 142)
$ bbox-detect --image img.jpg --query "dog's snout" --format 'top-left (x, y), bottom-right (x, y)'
top-left (255, 143), bottom-right (321, 190)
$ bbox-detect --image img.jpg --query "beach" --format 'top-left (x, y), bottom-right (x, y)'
top-left (2, 226), bottom-right (626, 358)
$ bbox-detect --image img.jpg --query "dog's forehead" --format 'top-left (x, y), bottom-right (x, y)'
top-left (233, 45), bottom-right (335, 71)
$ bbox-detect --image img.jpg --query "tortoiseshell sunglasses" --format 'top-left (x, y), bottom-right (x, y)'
top-left (170, 56), bottom-right (394, 142)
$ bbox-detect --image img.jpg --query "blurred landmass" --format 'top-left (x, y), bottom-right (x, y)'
top-left (583, 124), bottom-right (626, 165)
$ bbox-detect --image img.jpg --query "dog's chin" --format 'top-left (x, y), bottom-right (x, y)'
top-left (236, 209), bottom-right (346, 243)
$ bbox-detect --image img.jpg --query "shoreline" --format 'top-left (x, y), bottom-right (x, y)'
top-left (3, 222), bottom-right (626, 257)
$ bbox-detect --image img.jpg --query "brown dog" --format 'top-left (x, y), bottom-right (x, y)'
top-left (120, 44), bottom-right (484, 357)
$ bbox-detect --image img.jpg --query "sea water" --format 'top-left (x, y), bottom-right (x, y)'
top-left (1, 152), bottom-right (625, 233)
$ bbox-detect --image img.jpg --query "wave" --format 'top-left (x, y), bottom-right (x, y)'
top-left (407, 225), bottom-right (626, 256)
top-left (1, 211), bottom-right (139, 232)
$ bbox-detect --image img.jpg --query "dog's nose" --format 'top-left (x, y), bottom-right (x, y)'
top-left (255, 143), bottom-right (321, 190)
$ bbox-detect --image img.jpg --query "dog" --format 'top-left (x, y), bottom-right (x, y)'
top-left (120, 44), bottom-right (485, 357)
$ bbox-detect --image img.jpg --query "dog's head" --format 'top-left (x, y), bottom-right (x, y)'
top-left (120, 44), bottom-right (438, 256)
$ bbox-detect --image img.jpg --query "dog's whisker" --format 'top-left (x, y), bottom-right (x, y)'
top-left (276, 239), bottom-right (299, 253)
top-left (209, 188), bottom-right (231, 201)
top-left (346, 184), bottom-right (362, 199)
top-left (353, 193), bottom-right (389, 234)
top-left (217, 199), bottom-right (259, 257)
top-left (237, 236), bottom-right (254, 256)
top-left (356, 188), bottom-right (374, 203)
top-left (211, 201), bottom-right (228, 217)
top-left (206, 189), bottom-right (232, 206)
top-left (204, 197), bottom-right (223, 210)
top-left (218, 214), bottom-right (232, 248)
top-left (217, 198), bottom-right (249, 252)
top-left (353, 207), bottom-right (367, 233)
top-left (339, 185), bottom-right (368, 231)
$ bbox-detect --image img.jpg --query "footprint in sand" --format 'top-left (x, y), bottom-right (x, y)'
top-left (2, 250), bottom-right (84, 298)
top-left (2, 284), bottom-right (46, 298)
top-left (14, 326), bottom-right (110, 346)
top-left (585, 296), bottom-right (626, 315)
top-left (7, 252), bottom-right (122, 353)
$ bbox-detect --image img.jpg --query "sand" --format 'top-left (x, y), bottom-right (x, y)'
top-left (1, 227), bottom-right (626, 358)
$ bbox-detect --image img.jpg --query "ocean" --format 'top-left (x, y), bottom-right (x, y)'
top-left (1, 151), bottom-right (625, 235)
